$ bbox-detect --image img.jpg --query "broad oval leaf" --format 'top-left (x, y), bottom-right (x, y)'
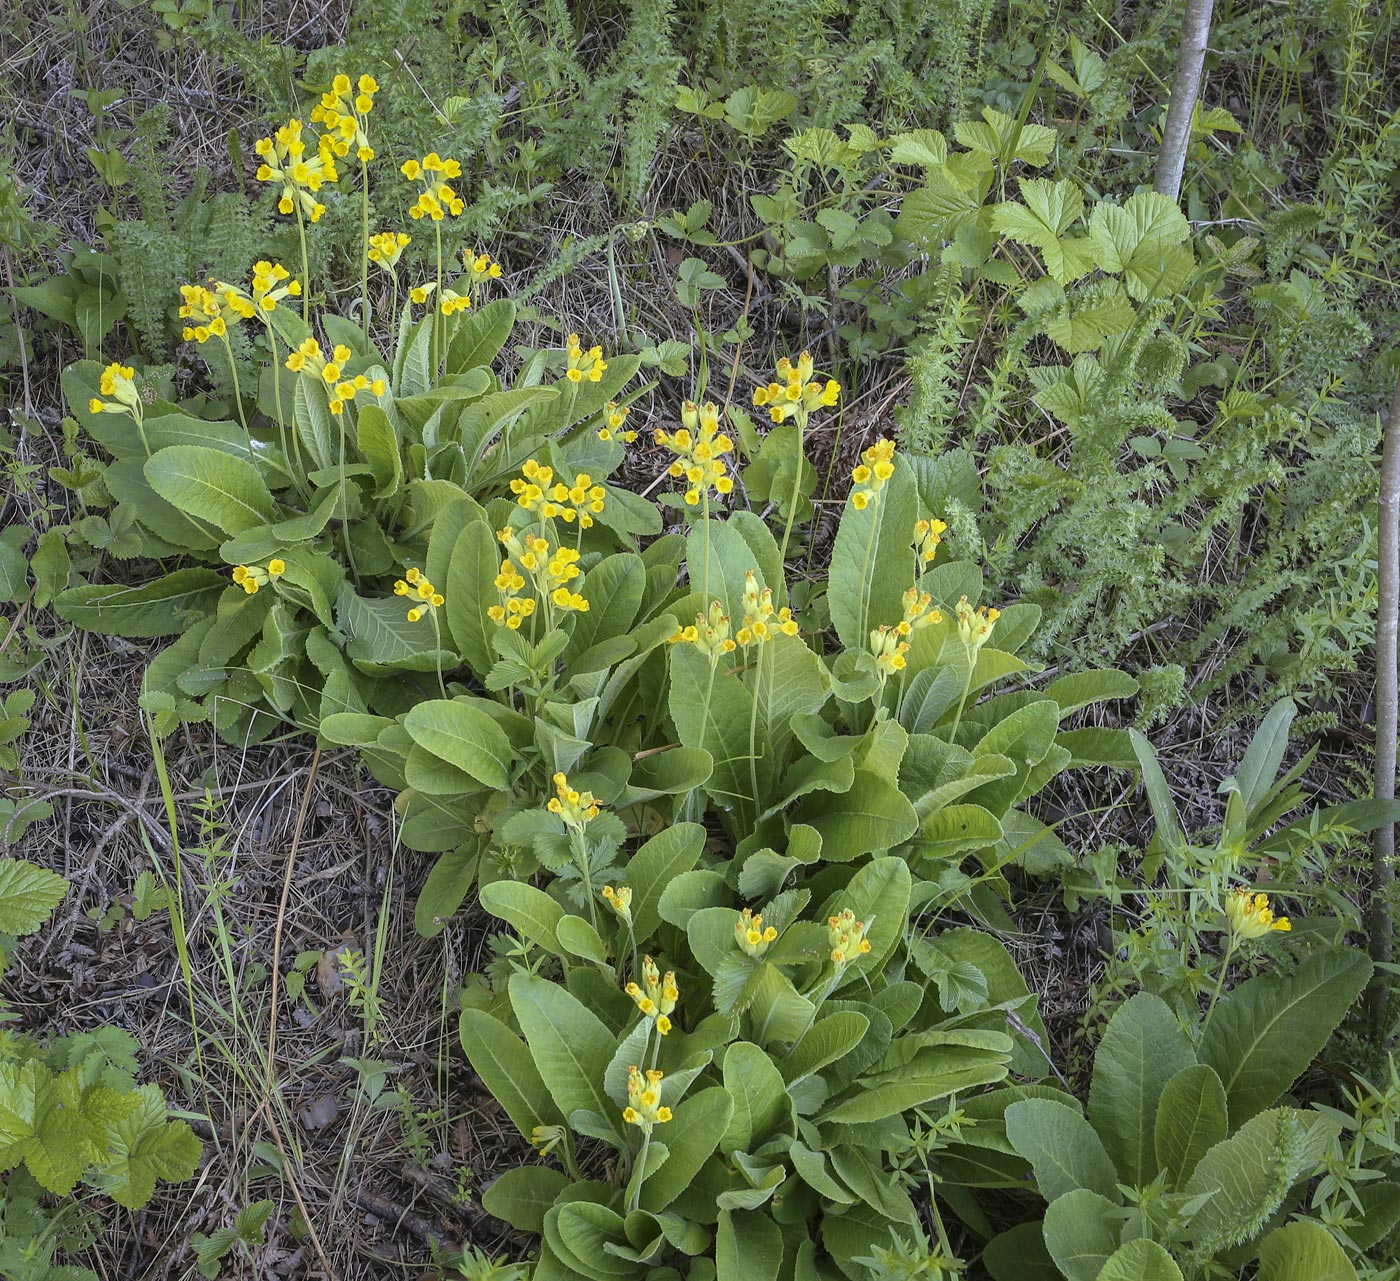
top-left (144, 445), bottom-right (277, 533)
top-left (403, 699), bottom-right (512, 790)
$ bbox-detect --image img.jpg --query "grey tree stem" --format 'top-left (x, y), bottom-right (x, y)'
top-left (1154, 0), bottom-right (1216, 201)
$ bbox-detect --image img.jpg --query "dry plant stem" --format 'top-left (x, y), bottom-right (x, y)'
top-left (1370, 376), bottom-right (1400, 1031)
top-left (257, 743), bottom-right (335, 1277)
top-left (1154, 0), bottom-right (1216, 200)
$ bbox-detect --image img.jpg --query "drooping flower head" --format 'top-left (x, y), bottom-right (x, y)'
top-left (311, 73), bottom-right (378, 163)
top-left (655, 401), bottom-right (736, 506)
top-left (954, 595), bottom-right (1000, 650)
top-left (564, 334), bottom-right (607, 384)
top-left (393, 566), bottom-right (445, 622)
top-left (851, 439), bottom-right (896, 511)
top-left (402, 152), bottom-right (464, 221)
top-left (1225, 887), bottom-right (1291, 940)
top-left (547, 771), bottom-right (601, 829)
top-left (367, 231), bottom-right (411, 272)
top-left (625, 957), bottom-right (679, 1035)
top-left (827, 909), bottom-right (872, 970)
top-left (87, 362), bottom-right (141, 419)
top-left (283, 338), bottom-right (385, 415)
top-left (735, 908), bottom-right (778, 958)
top-left (914, 517), bottom-right (948, 564)
top-left (598, 401), bottom-right (637, 443)
top-left (869, 625), bottom-right (910, 677)
top-left (622, 1066), bottom-right (671, 1130)
top-left (602, 885), bottom-right (632, 922)
top-left (254, 118), bottom-right (339, 222)
top-left (230, 559), bottom-right (286, 596)
top-left (752, 350), bottom-right (840, 424)
top-left (735, 570), bottom-right (798, 647)
top-left (668, 600), bottom-right (738, 664)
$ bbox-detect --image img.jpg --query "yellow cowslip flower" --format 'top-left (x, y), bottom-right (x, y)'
top-left (598, 401), bottom-right (637, 443)
top-left (393, 567), bottom-right (444, 622)
top-left (827, 909), bottom-right (872, 970)
top-left (530, 1124), bottom-right (566, 1157)
top-left (367, 231), bottom-right (411, 272)
top-left (207, 262), bottom-right (300, 326)
top-left (896, 588), bottom-right (942, 636)
top-left (625, 957), bottom-right (679, 1035)
top-left (869, 625), bottom-right (910, 677)
top-left (655, 401), bottom-right (736, 506)
top-left (914, 517), bottom-right (948, 564)
top-left (602, 885), bottom-right (632, 922)
top-left (284, 340), bottom-right (381, 415)
top-left (403, 152), bottom-right (465, 220)
top-left (464, 249), bottom-right (503, 285)
top-left (510, 458), bottom-right (554, 513)
top-left (229, 559), bottom-right (284, 596)
top-left (543, 472), bottom-right (606, 529)
top-left (851, 439), bottom-right (896, 511)
top-left (438, 286), bottom-right (472, 316)
top-left (486, 557), bottom-right (536, 630)
top-left (954, 595), bottom-right (1000, 650)
top-left (254, 118), bottom-right (338, 222)
top-left (547, 771), bottom-right (601, 829)
top-left (752, 350), bottom-right (841, 425)
top-left (734, 570), bottom-right (798, 648)
top-left (668, 600), bottom-right (739, 664)
top-left (311, 72), bottom-right (378, 163)
top-left (495, 529), bottom-right (589, 613)
top-left (735, 908), bottom-right (778, 958)
top-left (564, 333), bottom-right (607, 384)
top-left (1225, 887), bottom-right (1291, 939)
top-left (88, 362), bottom-right (142, 420)
top-left (622, 1066), bottom-right (672, 1131)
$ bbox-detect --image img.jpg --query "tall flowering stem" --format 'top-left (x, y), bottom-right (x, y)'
top-left (752, 351), bottom-right (840, 569)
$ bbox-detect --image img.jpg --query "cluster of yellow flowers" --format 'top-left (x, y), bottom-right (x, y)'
top-left (402, 152), bottom-right (464, 220)
top-left (869, 626), bottom-right (910, 676)
top-left (231, 559), bottom-right (285, 595)
top-left (177, 284), bottom-right (237, 342)
top-left (465, 250), bottom-right (504, 286)
top-left (624, 957), bottom-right (679, 1036)
top-left (735, 908), bottom-right (779, 958)
top-left (487, 558), bottom-right (535, 630)
top-left (668, 600), bottom-right (738, 662)
top-left (180, 263), bottom-right (303, 344)
top-left (736, 570), bottom-right (799, 647)
top-left (827, 909), bottom-right (872, 970)
top-left (409, 250), bottom-right (503, 315)
top-left (622, 1066), bottom-right (671, 1131)
top-left (284, 338), bottom-right (385, 415)
top-left (869, 592), bottom-right (940, 676)
top-left (851, 439), bottom-right (896, 511)
top-left (87, 362), bottom-right (141, 419)
top-left (393, 567), bottom-right (445, 622)
top-left (601, 884), bottom-right (632, 921)
top-left (547, 771), bottom-right (601, 829)
top-left (597, 401), bottom-right (637, 443)
top-left (310, 73), bottom-right (378, 163)
top-left (752, 351), bottom-right (841, 424)
top-left (493, 530), bottom-right (590, 615)
top-left (564, 334), bottom-right (607, 384)
top-left (914, 516), bottom-right (948, 564)
top-left (255, 118), bottom-right (338, 222)
top-left (955, 595), bottom-right (1000, 649)
top-left (509, 459), bottom-right (607, 527)
top-left (654, 401), bottom-right (736, 506)
top-left (1225, 887), bottom-right (1291, 938)
top-left (367, 231), bottom-right (411, 271)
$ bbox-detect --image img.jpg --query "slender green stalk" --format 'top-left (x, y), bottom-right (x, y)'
top-left (1200, 934), bottom-right (1237, 1038)
top-left (430, 610), bottom-right (447, 698)
top-left (571, 828), bottom-right (599, 931)
top-left (360, 164), bottom-right (371, 343)
top-left (294, 207), bottom-right (311, 323)
top-left (776, 409), bottom-right (807, 570)
top-left (218, 335), bottom-right (257, 466)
